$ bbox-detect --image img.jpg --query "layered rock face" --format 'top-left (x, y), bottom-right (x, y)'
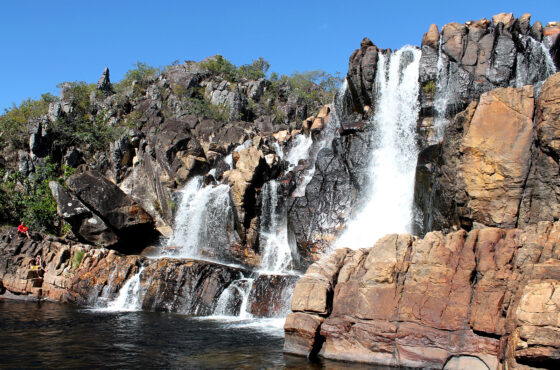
top-left (416, 73), bottom-right (560, 234)
top-left (287, 13), bottom-right (559, 255)
top-left (49, 168), bottom-right (158, 253)
top-left (0, 229), bottom-right (291, 317)
top-left (284, 222), bottom-right (560, 369)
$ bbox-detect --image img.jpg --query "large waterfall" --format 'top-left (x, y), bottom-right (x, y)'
top-left (336, 46), bottom-right (422, 249)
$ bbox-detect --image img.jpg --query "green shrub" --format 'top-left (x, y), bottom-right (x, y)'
top-left (71, 249), bottom-right (85, 269)
top-left (422, 80), bottom-right (436, 96)
top-left (199, 56), bottom-right (270, 82)
top-left (116, 62), bottom-right (160, 90)
top-left (0, 93), bottom-right (58, 150)
top-left (0, 157), bottom-right (59, 233)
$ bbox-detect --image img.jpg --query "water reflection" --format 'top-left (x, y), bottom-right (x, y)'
top-left (0, 300), bottom-right (399, 369)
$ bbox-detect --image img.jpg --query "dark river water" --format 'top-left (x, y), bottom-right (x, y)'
top-left (0, 300), bottom-right (380, 369)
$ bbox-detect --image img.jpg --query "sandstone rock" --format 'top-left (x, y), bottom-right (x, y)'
top-left (139, 258), bottom-right (246, 315)
top-left (441, 23), bottom-right (467, 62)
top-left (49, 181), bottom-right (118, 246)
top-left (422, 24), bottom-right (439, 49)
top-left (285, 222), bottom-right (560, 368)
top-left (347, 37), bottom-right (379, 114)
top-left (460, 86), bottom-right (534, 228)
top-left (65, 169), bottom-right (158, 252)
top-left (492, 12), bottom-right (514, 28)
top-left (518, 73), bottom-right (560, 227)
top-left (530, 21), bottom-right (544, 41)
top-left (247, 274), bottom-right (298, 317)
top-left (517, 13), bottom-right (532, 35)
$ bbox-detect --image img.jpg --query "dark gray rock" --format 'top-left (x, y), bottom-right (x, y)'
top-left (65, 169), bottom-right (158, 252)
top-left (346, 37), bottom-right (379, 114)
top-left (96, 67), bottom-right (113, 94)
top-left (49, 181), bottom-right (118, 246)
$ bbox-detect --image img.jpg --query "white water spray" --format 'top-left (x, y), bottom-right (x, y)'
top-left (213, 275), bottom-right (254, 319)
top-left (166, 177), bottom-right (234, 259)
top-left (103, 267), bottom-right (144, 312)
top-left (259, 180), bottom-right (295, 274)
top-left (515, 35), bottom-right (557, 88)
top-left (336, 46), bottom-right (421, 249)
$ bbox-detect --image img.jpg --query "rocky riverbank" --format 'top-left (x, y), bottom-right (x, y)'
top-left (284, 221), bottom-right (560, 369)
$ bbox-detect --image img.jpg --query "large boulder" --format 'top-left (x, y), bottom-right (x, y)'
top-left (60, 169), bottom-right (158, 253)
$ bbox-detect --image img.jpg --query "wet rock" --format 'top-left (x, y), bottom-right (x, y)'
top-left (140, 258), bottom-right (246, 315)
top-left (247, 274), bottom-right (299, 317)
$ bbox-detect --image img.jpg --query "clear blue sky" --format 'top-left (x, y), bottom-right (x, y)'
top-left (1, 0), bottom-right (558, 112)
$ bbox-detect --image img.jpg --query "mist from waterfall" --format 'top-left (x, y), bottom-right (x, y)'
top-left (165, 177), bottom-right (235, 260)
top-left (336, 46), bottom-right (422, 249)
top-left (259, 180), bottom-right (296, 274)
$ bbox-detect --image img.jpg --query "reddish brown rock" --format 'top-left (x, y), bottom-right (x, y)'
top-left (460, 86), bottom-right (534, 228)
top-left (422, 24), bottom-right (439, 49)
top-left (441, 23), bottom-right (468, 62)
top-left (285, 222), bottom-right (560, 368)
top-left (492, 12), bottom-right (515, 28)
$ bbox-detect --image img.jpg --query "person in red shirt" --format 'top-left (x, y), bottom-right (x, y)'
top-left (17, 222), bottom-right (30, 239)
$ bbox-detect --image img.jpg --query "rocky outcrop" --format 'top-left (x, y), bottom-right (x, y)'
top-left (284, 222), bottom-right (560, 369)
top-left (50, 168), bottom-right (158, 253)
top-left (416, 73), bottom-right (560, 235)
top-left (0, 230), bottom-right (247, 315)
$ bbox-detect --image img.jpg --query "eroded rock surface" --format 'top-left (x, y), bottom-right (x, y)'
top-left (284, 222), bottom-right (560, 369)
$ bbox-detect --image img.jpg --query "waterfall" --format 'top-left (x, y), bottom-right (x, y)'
top-left (259, 180), bottom-right (295, 274)
top-left (515, 35), bottom-right (557, 89)
top-left (433, 37), bottom-right (451, 141)
top-left (214, 275), bottom-right (255, 319)
top-left (101, 267), bottom-right (145, 312)
top-left (291, 80), bottom-right (347, 197)
top-left (165, 176), bottom-right (235, 260)
top-left (336, 46), bottom-right (422, 249)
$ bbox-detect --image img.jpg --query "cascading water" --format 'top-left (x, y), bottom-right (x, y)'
top-left (213, 275), bottom-right (254, 319)
top-left (101, 267), bottom-right (145, 312)
top-left (259, 180), bottom-right (295, 274)
top-left (165, 176), bottom-right (235, 260)
top-left (291, 79), bottom-right (347, 197)
top-left (515, 35), bottom-right (557, 89)
top-left (336, 46), bottom-right (422, 249)
top-left (433, 37), bottom-right (452, 141)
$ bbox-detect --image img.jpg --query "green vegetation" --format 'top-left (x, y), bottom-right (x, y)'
top-left (0, 55), bottom-right (341, 234)
top-left (0, 158), bottom-right (59, 234)
top-left (422, 80), bottom-right (436, 96)
top-left (0, 93), bottom-right (57, 150)
top-left (198, 56), bottom-right (270, 82)
top-left (171, 85), bottom-right (230, 121)
top-left (71, 249), bottom-right (85, 269)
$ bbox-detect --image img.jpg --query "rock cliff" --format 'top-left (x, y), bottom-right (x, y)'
top-left (0, 229), bottom-right (294, 316)
top-left (284, 222), bottom-right (560, 369)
